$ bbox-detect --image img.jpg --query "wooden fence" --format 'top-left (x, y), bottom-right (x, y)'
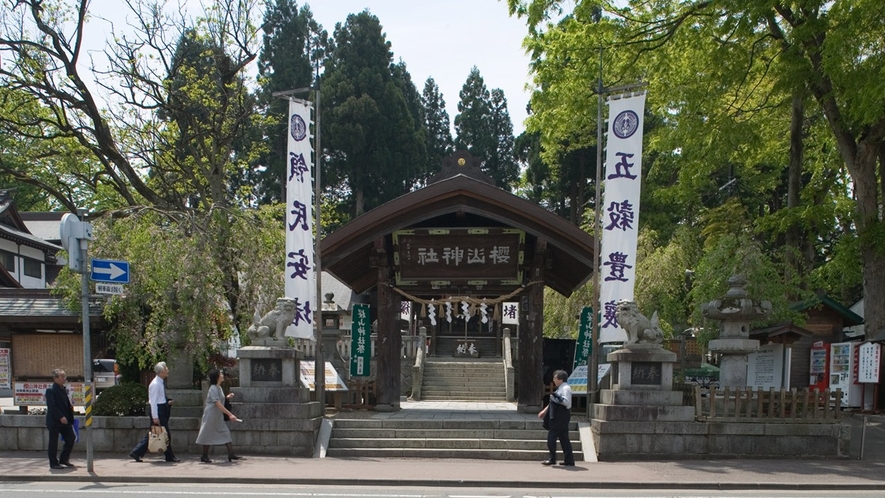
top-left (694, 386), bottom-right (843, 422)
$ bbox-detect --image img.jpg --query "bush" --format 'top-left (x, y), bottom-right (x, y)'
top-left (93, 383), bottom-right (148, 416)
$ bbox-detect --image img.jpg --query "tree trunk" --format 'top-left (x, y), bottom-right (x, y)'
top-left (784, 92), bottom-right (804, 298)
top-left (854, 142), bottom-right (885, 341)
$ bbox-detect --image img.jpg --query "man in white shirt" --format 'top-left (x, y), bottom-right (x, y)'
top-left (538, 369), bottom-right (575, 466)
top-left (128, 361), bottom-right (179, 462)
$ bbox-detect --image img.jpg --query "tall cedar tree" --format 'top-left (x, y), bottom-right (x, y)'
top-left (321, 11), bottom-right (425, 218)
top-left (253, 0), bottom-right (325, 205)
top-left (390, 60), bottom-right (428, 191)
top-left (454, 68), bottom-right (493, 167)
top-left (420, 77), bottom-right (453, 185)
top-left (487, 88), bottom-right (519, 191)
top-left (454, 67), bottom-right (517, 190)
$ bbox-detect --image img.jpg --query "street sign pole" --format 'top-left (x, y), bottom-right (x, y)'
top-left (79, 235), bottom-right (93, 472)
top-left (60, 211), bottom-right (94, 472)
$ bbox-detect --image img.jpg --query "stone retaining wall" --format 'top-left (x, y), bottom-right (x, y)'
top-left (592, 419), bottom-right (851, 460)
top-left (0, 412), bottom-right (322, 456)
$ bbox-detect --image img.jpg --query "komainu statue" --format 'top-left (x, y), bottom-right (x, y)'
top-left (616, 300), bottom-right (664, 346)
top-left (247, 298), bottom-right (296, 342)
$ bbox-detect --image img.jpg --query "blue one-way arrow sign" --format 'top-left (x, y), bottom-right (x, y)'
top-left (91, 259), bottom-right (130, 284)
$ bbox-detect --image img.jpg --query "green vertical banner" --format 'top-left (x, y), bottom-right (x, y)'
top-left (574, 306), bottom-right (593, 367)
top-left (350, 303), bottom-right (371, 377)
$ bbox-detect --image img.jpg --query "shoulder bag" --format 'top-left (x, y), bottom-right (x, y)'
top-left (223, 397), bottom-right (232, 421)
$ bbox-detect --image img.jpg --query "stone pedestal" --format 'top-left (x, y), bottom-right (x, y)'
top-left (166, 350), bottom-right (202, 418)
top-left (707, 337), bottom-right (759, 389)
top-left (608, 344), bottom-right (677, 391)
top-left (592, 344), bottom-right (696, 460)
top-left (222, 346), bottom-right (323, 456)
top-left (238, 346), bottom-right (301, 387)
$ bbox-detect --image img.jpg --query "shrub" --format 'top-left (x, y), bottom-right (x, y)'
top-left (93, 383), bottom-right (148, 416)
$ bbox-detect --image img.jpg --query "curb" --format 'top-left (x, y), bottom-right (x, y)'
top-left (3, 474), bottom-right (885, 490)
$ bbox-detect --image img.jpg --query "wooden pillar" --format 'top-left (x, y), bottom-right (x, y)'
top-left (517, 238), bottom-right (546, 413)
top-left (374, 237), bottom-right (401, 412)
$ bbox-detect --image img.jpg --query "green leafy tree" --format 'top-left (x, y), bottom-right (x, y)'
top-left (0, 0), bottom-right (281, 364)
top-left (321, 11), bottom-right (425, 218)
top-left (508, 0), bottom-right (875, 336)
top-left (513, 130), bottom-right (547, 204)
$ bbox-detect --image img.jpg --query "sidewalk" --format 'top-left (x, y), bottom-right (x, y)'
top-left (4, 398), bottom-right (885, 490)
top-left (2, 450), bottom-right (885, 490)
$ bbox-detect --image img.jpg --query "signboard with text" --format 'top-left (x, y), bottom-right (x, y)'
top-left (0, 348), bottom-right (10, 389)
top-left (299, 361), bottom-right (348, 391)
top-left (393, 228), bottom-right (524, 288)
top-left (858, 342), bottom-right (881, 383)
top-left (574, 307), bottom-right (593, 367)
top-left (14, 381), bottom-right (87, 406)
top-left (747, 343), bottom-right (784, 389)
top-left (567, 363), bottom-right (611, 394)
top-left (350, 303), bottom-right (372, 377)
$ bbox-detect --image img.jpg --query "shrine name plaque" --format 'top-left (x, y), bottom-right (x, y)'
top-left (393, 227), bottom-right (524, 287)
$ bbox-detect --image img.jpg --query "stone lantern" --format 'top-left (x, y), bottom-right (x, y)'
top-left (320, 292), bottom-right (349, 377)
top-left (703, 275), bottom-right (771, 389)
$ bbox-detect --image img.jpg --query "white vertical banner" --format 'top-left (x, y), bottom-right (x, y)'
top-left (285, 99), bottom-right (316, 340)
top-left (599, 92), bottom-right (646, 344)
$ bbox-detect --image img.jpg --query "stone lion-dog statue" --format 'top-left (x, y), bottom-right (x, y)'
top-left (247, 298), bottom-right (297, 342)
top-left (615, 300), bottom-right (664, 345)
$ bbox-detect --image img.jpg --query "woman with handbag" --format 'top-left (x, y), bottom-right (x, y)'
top-left (195, 368), bottom-right (241, 462)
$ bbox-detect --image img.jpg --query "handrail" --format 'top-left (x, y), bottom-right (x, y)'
top-left (503, 327), bottom-right (515, 402)
top-left (409, 327), bottom-right (427, 400)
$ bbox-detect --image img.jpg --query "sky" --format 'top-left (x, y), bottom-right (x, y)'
top-left (79, 0), bottom-right (534, 136)
top-left (307, 0), bottom-right (534, 136)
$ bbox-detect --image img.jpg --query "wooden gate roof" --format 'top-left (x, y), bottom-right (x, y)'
top-left (320, 164), bottom-right (597, 298)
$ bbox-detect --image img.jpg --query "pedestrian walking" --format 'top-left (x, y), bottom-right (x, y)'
top-left (195, 368), bottom-right (242, 462)
top-left (129, 361), bottom-right (179, 462)
top-left (45, 369), bottom-right (76, 469)
top-left (538, 369), bottom-right (574, 466)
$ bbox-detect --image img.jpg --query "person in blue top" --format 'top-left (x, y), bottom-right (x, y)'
top-left (538, 369), bottom-right (575, 466)
top-left (45, 369), bottom-right (76, 469)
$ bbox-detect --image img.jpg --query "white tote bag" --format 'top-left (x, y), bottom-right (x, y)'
top-left (147, 426), bottom-right (168, 453)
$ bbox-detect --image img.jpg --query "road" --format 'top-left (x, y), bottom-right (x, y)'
top-left (0, 483), bottom-right (883, 498)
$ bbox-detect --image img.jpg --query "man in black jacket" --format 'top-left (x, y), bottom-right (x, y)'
top-left (45, 369), bottom-right (76, 469)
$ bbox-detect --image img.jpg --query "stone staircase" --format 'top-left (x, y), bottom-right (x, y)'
top-left (327, 417), bottom-right (583, 460)
top-left (421, 358), bottom-right (507, 401)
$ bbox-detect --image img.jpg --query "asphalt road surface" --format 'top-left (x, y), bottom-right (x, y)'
top-left (1, 483), bottom-right (884, 498)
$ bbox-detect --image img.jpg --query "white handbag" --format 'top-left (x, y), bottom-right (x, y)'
top-left (147, 426), bottom-right (168, 453)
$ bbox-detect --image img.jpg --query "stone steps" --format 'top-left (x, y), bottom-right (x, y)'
top-left (419, 359), bottom-right (507, 401)
top-left (327, 418), bottom-right (583, 461)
